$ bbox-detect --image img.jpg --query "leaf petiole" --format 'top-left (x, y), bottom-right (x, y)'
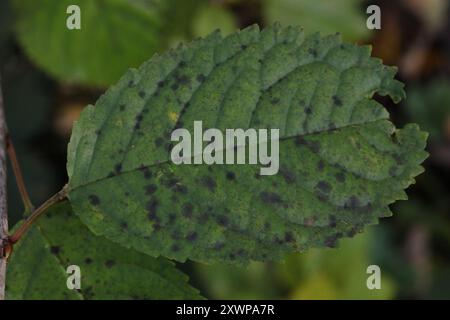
top-left (8, 185), bottom-right (69, 246)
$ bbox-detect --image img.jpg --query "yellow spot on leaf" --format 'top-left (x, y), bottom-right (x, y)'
top-left (168, 111), bottom-right (178, 123)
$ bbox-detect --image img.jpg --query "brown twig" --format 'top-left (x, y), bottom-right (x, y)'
top-left (6, 136), bottom-right (34, 213)
top-left (0, 75), bottom-right (8, 300)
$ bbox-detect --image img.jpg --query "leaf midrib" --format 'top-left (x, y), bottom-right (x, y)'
top-left (69, 118), bottom-right (388, 192)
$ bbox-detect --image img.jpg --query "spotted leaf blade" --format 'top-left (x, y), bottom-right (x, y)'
top-left (6, 202), bottom-right (202, 299)
top-left (67, 25), bottom-right (428, 264)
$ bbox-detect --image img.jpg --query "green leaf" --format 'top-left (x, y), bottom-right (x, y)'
top-left (67, 25), bottom-right (428, 264)
top-left (11, 0), bottom-right (171, 86)
top-left (262, 0), bottom-right (371, 41)
top-left (191, 4), bottom-right (237, 38)
top-left (6, 202), bottom-right (202, 299)
top-left (407, 80), bottom-right (450, 142)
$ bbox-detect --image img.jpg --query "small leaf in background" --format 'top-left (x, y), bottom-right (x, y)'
top-left (66, 25), bottom-right (427, 264)
top-left (6, 202), bottom-right (202, 300)
top-left (11, 0), bottom-right (172, 86)
top-left (262, 0), bottom-right (370, 41)
top-left (285, 230), bottom-right (396, 300)
top-left (193, 229), bottom-right (396, 299)
top-left (407, 80), bottom-right (450, 142)
top-left (193, 261), bottom-right (280, 299)
top-left (191, 3), bottom-right (237, 38)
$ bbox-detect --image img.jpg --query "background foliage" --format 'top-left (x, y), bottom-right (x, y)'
top-left (1, 0), bottom-right (449, 299)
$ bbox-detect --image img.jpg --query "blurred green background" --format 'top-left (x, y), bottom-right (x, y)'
top-left (1, 0), bottom-right (449, 299)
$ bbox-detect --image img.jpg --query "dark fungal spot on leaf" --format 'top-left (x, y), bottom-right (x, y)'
top-left (171, 232), bottom-right (181, 240)
top-left (196, 74), bottom-right (206, 82)
top-left (216, 215), bottom-right (229, 227)
top-left (154, 137), bottom-right (164, 148)
top-left (332, 95), bottom-right (342, 107)
top-left (157, 80), bottom-right (165, 88)
top-left (303, 217), bottom-right (315, 226)
top-left (171, 83), bottom-right (179, 91)
top-left (173, 184), bottom-right (188, 194)
top-left (172, 184), bottom-right (188, 194)
top-left (153, 223), bottom-right (162, 232)
top-left (260, 192), bottom-right (283, 204)
top-left (199, 207), bottom-right (212, 222)
top-left (162, 176), bottom-right (179, 189)
top-left (146, 199), bottom-right (159, 220)
top-left (393, 153), bottom-right (404, 165)
top-left (284, 232), bottom-right (295, 243)
top-left (317, 160), bottom-right (325, 171)
top-left (271, 98), bottom-right (280, 105)
top-left (226, 171), bottom-right (236, 181)
top-left (214, 241), bottom-right (225, 250)
top-left (201, 175), bottom-right (216, 191)
top-left (305, 106), bottom-right (312, 114)
top-left (280, 167), bottom-right (296, 184)
top-left (273, 235), bottom-right (283, 245)
top-left (139, 166), bottom-right (152, 179)
top-left (308, 48), bottom-right (318, 57)
top-left (82, 286), bottom-right (94, 299)
top-left (344, 196), bottom-right (360, 208)
top-left (317, 193), bottom-right (328, 203)
top-left (389, 166), bottom-right (399, 176)
top-left (168, 213), bottom-right (176, 223)
top-left (329, 215), bottom-right (337, 227)
top-left (186, 232), bottom-right (198, 241)
top-left (114, 163), bottom-right (122, 174)
top-left (105, 260), bottom-right (116, 268)
top-left (95, 129), bottom-right (101, 135)
top-left (135, 113), bottom-right (143, 122)
top-left (295, 136), bottom-right (307, 146)
top-left (50, 246), bottom-right (60, 255)
top-left (325, 235), bottom-right (338, 248)
top-left (347, 227), bottom-right (359, 237)
top-left (308, 141), bottom-right (321, 153)
top-left (120, 221), bottom-right (128, 230)
top-left (138, 91), bottom-right (146, 99)
top-left (316, 181), bottom-right (332, 193)
top-left (85, 258), bottom-right (93, 264)
top-left (175, 74), bottom-right (191, 87)
top-left (145, 184), bottom-right (157, 195)
top-left (88, 195), bottom-right (100, 206)
top-left (182, 203), bottom-right (193, 218)
top-left (171, 244), bottom-right (180, 252)
top-left (335, 172), bottom-right (346, 182)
